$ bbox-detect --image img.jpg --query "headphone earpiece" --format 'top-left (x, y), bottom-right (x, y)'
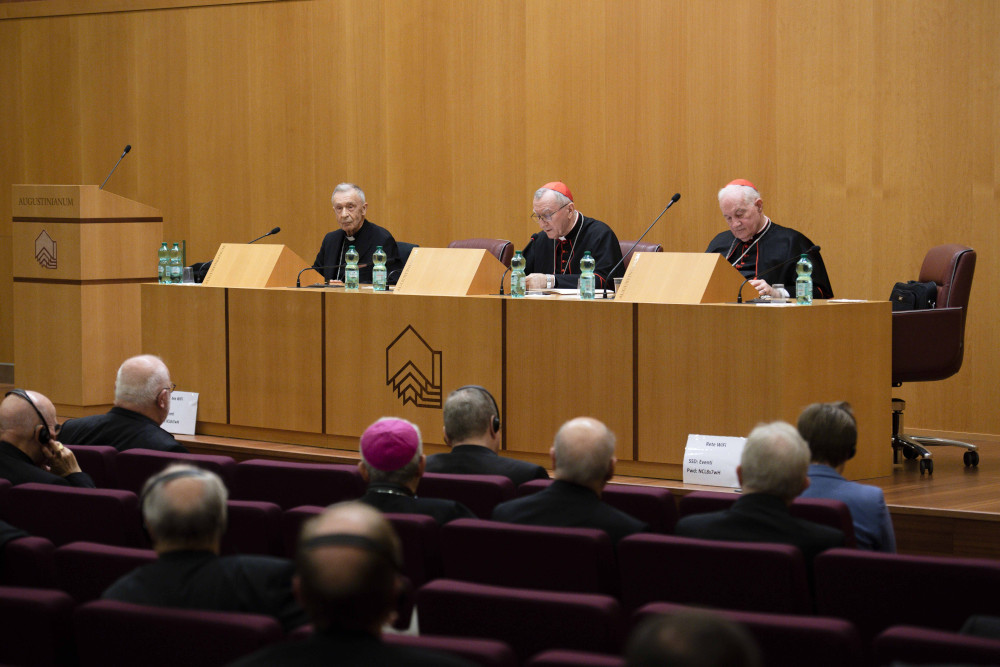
top-left (6, 389), bottom-right (51, 445)
top-left (456, 385), bottom-right (501, 433)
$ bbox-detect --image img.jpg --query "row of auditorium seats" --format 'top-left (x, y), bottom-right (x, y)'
top-left (5, 581), bottom-right (1000, 667)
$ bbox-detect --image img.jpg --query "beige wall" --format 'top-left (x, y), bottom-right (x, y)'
top-left (2, 0), bottom-right (998, 439)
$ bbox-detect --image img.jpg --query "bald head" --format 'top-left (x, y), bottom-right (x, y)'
top-left (141, 464), bottom-right (228, 552)
top-left (115, 355), bottom-right (172, 423)
top-left (0, 390), bottom-right (59, 461)
top-left (738, 421), bottom-right (811, 502)
top-left (551, 417), bottom-right (616, 491)
top-left (296, 502), bottom-right (402, 633)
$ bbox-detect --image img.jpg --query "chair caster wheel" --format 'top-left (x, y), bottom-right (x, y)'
top-left (919, 459), bottom-right (933, 475)
top-left (903, 448), bottom-right (919, 460)
top-left (964, 451), bottom-right (980, 467)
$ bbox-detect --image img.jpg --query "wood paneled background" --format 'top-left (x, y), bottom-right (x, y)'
top-left (2, 0), bottom-right (998, 441)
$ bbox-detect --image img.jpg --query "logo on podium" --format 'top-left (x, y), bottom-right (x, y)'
top-left (386, 325), bottom-right (443, 409)
top-left (34, 230), bottom-right (57, 270)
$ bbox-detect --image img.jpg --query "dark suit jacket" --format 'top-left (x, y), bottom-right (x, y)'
top-left (102, 550), bottom-right (307, 632)
top-left (425, 445), bottom-right (549, 487)
top-left (491, 479), bottom-right (648, 544)
top-left (360, 482), bottom-right (475, 525)
top-left (59, 407), bottom-right (187, 453)
top-left (228, 627), bottom-right (476, 667)
top-left (674, 492), bottom-right (844, 564)
top-left (313, 220), bottom-right (402, 284)
top-left (0, 440), bottom-right (95, 488)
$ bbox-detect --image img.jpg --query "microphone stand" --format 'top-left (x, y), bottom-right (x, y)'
top-left (602, 193), bottom-right (680, 298)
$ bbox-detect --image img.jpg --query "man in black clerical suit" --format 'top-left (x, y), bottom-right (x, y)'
top-left (103, 464), bottom-right (307, 631)
top-left (230, 502), bottom-right (474, 667)
top-left (59, 355), bottom-right (187, 453)
top-left (313, 183), bottom-right (402, 284)
top-left (707, 179), bottom-right (833, 300)
top-left (522, 181), bottom-right (624, 290)
top-left (426, 386), bottom-right (549, 486)
top-left (674, 421), bottom-right (844, 566)
top-left (492, 417), bottom-right (647, 544)
top-left (0, 389), bottom-right (94, 488)
top-left (358, 418), bottom-right (475, 524)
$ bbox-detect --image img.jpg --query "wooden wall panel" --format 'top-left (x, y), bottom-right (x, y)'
top-left (2, 0), bottom-right (999, 440)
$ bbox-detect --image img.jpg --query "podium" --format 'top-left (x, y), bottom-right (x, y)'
top-left (394, 248), bottom-right (507, 296)
top-left (12, 185), bottom-right (163, 407)
top-left (203, 243), bottom-right (321, 288)
top-left (615, 252), bottom-right (747, 304)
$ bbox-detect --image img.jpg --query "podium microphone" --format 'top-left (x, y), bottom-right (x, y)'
top-left (99, 144), bottom-right (131, 190)
top-left (736, 245), bottom-right (820, 303)
top-left (296, 263), bottom-right (369, 288)
top-left (602, 193), bottom-right (680, 298)
top-left (249, 227), bottom-right (281, 244)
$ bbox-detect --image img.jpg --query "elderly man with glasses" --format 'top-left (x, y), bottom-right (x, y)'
top-left (521, 181), bottom-right (624, 291)
top-left (59, 354), bottom-right (188, 453)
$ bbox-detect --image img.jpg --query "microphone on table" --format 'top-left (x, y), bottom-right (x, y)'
top-left (736, 245), bottom-right (820, 303)
top-left (500, 235), bottom-right (538, 295)
top-left (602, 193), bottom-right (680, 298)
top-left (99, 144), bottom-right (131, 190)
top-left (296, 263), bottom-right (369, 288)
top-left (248, 227), bottom-right (281, 244)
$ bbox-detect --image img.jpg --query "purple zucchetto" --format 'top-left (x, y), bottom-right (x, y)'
top-left (360, 418), bottom-right (420, 471)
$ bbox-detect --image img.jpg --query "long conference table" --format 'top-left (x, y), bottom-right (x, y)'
top-left (141, 285), bottom-right (891, 481)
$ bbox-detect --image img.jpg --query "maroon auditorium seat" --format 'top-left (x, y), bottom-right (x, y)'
top-left (54, 541), bottom-right (157, 603)
top-left (115, 449), bottom-right (236, 495)
top-left (385, 634), bottom-right (518, 667)
top-left (0, 585), bottom-right (76, 667)
top-left (418, 473), bottom-right (515, 519)
top-left (441, 518), bottom-right (617, 595)
top-left (4, 483), bottom-right (145, 547)
top-left (875, 625), bottom-right (1000, 666)
top-left (74, 599), bottom-right (283, 667)
top-left (517, 479), bottom-right (676, 532)
top-left (232, 459), bottom-right (364, 509)
top-left (66, 444), bottom-right (118, 488)
top-left (0, 535), bottom-right (55, 587)
top-left (223, 500), bottom-right (284, 556)
top-left (525, 649), bottom-right (627, 667)
top-left (618, 533), bottom-right (811, 614)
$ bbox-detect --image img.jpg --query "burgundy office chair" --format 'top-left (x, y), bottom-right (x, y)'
top-left (618, 240), bottom-right (663, 269)
top-left (891, 244), bottom-right (976, 474)
top-left (448, 238), bottom-right (515, 268)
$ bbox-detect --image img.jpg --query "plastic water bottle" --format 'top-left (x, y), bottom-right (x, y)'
top-left (579, 251), bottom-right (595, 300)
top-left (510, 251), bottom-right (526, 297)
top-left (345, 245), bottom-right (360, 291)
top-left (169, 243), bottom-right (183, 284)
top-left (372, 245), bottom-right (387, 291)
top-left (158, 243), bottom-right (169, 283)
top-left (796, 254), bottom-right (813, 305)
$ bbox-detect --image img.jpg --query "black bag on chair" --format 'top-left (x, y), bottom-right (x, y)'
top-left (890, 280), bottom-right (937, 311)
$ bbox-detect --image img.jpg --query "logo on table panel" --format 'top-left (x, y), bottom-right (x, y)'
top-left (385, 325), bottom-right (443, 409)
top-left (34, 231), bottom-right (57, 270)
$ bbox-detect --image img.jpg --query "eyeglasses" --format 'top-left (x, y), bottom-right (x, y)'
top-left (530, 200), bottom-right (570, 224)
top-left (162, 383), bottom-right (176, 394)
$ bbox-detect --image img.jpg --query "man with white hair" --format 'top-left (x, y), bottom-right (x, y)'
top-left (59, 354), bottom-right (187, 452)
top-left (707, 179), bottom-right (833, 300)
top-left (103, 464), bottom-right (306, 631)
top-left (491, 417), bottom-right (647, 544)
top-left (521, 181), bottom-right (623, 290)
top-left (674, 421), bottom-right (844, 563)
top-left (0, 388), bottom-right (94, 487)
top-left (313, 183), bottom-right (402, 284)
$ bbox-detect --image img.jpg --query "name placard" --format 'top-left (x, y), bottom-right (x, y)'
top-left (682, 434), bottom-right (746, 488)
top-left (164, 391), bottom-right (199, 435)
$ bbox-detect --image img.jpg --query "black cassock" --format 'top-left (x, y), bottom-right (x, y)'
top-left (313, 219), bottom-right (402, 284)
top-left (522, 213), bottom-right (624, 289)
top-left (706, 220), bottom-right (834, 299)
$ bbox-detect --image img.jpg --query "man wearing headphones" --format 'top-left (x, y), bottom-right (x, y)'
top-left (102, 464), bottom-right (307, 631)
top-left (426, 386), bottom-right (549, 486)
top-left (0, 389), bottom-right (94, 487)
top-left (798, 402), bottom-right (897, 553)
top-left (231, 502), bottom-right (473, 666)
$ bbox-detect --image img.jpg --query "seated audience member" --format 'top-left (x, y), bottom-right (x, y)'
top-left (491, 417), bottom-right (648, 543)
top-left (674, 421), bottom-right (844, 564)
top-left (0, 389), bottom-right (94, 487)
top-left (797, 401), bottom-right (896, 553)
top-left (103, 464), bottom-right (306, 631)
top-left (59, 355), bottom-right (187, 453)
top-left (313, 183), bottom-right (402, 284)
top-left (626, 611), bottom-right (762, 667)
top-left (358, 417), bottom-right (475, 524)
top-left (230, 502), bottom-right (474, 666)
top-left (426, 385), bottom-right (549, 486)
top-left (521, 181), bottom-right (624, 290)
top-left (707, 179), bottom-right (833, 300)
